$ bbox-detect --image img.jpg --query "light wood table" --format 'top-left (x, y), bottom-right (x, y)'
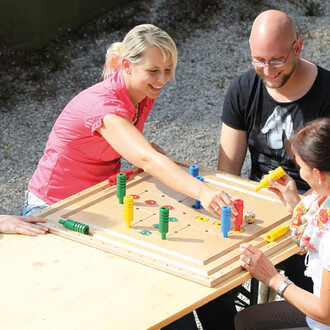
top-left (0, 160), bottom-right (300, 329)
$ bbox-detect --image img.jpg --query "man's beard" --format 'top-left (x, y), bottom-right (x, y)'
top-left (259, 62), bottom-right (296, 89)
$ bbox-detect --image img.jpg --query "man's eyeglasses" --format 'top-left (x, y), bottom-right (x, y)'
top-left (251, 40), bottom-right (296, 68)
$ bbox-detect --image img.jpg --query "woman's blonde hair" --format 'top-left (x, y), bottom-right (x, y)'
top-left (102, 24), bottom-right (177, 80)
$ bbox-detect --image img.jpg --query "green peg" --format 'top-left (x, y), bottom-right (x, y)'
top-left (116, 173), bottom-right (127, 204)
top-left (159, 206), bottom-right (169, 240)
top-left (59, 219), bottom-right (89, 235)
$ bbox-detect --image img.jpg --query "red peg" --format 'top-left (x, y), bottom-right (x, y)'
top-left (234, 199), bottom-right (244, 232)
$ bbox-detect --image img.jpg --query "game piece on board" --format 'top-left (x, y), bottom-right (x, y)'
top-left (116, 172), bottom-right (127, 204)
top-left (159, 206), bottom-right (169, 240)
top-left (59, 219), bottom-right (89, 235)
top-left (189, 165), bottom-right (199, 178)
top-left (221, 206), bottom-right (231, 238)
top-left (233, 199), bottom-right (244, 231)
top-left (192, 176), bottom-right (204, 209)
top-left (124, 195), bottom-right (134, 228)
top-left (265, 225), bottom-right (290, 242)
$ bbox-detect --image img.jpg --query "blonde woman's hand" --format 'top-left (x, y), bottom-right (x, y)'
top-left (199, 187), bottom-right (237, 219)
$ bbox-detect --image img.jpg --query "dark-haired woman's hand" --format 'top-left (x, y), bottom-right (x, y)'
top-left (268, 174), bottom-right (301, 212)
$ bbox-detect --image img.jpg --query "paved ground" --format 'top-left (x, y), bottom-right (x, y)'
top-left (0, 0), bottom-right (329, 218)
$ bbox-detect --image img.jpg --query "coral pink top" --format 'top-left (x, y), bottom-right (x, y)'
top-left (28, 68), bottom-right (154, 204)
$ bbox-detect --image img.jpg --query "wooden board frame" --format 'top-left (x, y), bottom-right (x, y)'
top-left (35, 158), bottom-right (299, 287)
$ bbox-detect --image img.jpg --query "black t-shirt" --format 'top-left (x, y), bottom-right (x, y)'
top-left (221, 65), bottom-right (330, 192)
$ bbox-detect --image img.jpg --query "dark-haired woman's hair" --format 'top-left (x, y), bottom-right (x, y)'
top-left (286, 117), bottom-right (330, 171)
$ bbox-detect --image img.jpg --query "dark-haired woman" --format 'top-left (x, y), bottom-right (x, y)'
top-left (235, 117), bottom-right (330, 329)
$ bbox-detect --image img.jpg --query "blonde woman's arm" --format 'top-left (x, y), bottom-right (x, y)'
top-left (98, 114), bottom-right (237, 218)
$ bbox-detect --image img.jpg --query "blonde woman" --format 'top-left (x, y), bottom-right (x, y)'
top-left (24, 24), bottom-right (235, 220)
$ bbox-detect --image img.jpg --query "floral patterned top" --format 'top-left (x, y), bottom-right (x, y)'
top-left (291, 192), bottom-right (330, 252)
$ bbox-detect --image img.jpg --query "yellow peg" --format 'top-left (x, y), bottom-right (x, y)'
top-left (255, 166), bottom-right (286, 192)
top-left (124, 195), bottom-right (134, 228)
top-left (265, 225), bottom-right (290, 242)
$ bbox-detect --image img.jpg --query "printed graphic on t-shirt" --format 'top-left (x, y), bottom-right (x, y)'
top-left (261, 106), bottom-right (293, 150)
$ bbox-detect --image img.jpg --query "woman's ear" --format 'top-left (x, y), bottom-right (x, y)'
top-left (122, 58), bottom-right (131, 74)
top-left (313, 168), bottom-right (324, 185)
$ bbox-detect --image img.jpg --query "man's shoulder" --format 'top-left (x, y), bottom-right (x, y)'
top-left (227, 69), bottom-right (261, 98)
top-left (316, 64), bottom-right (330, 81)
top-left (234, 68), bottom-right (258, 82)
top-left (310, 65), bottom-right (330, 100)
top-left (229, 69), bottom-right (260, 90)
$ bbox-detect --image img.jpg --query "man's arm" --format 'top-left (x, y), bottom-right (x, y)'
top-left (217, 123), bottom-right (248, 176)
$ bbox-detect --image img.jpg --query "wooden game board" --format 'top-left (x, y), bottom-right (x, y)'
top-left (36, 158), bottom-right (294, 287)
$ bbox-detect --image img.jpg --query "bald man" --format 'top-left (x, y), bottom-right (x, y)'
top-left (194, 11), bottom-right (330, 330)
top-left (218, 10), bottom-right (330, 192)
top-left (209, 9), bottom-right (330, 319)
